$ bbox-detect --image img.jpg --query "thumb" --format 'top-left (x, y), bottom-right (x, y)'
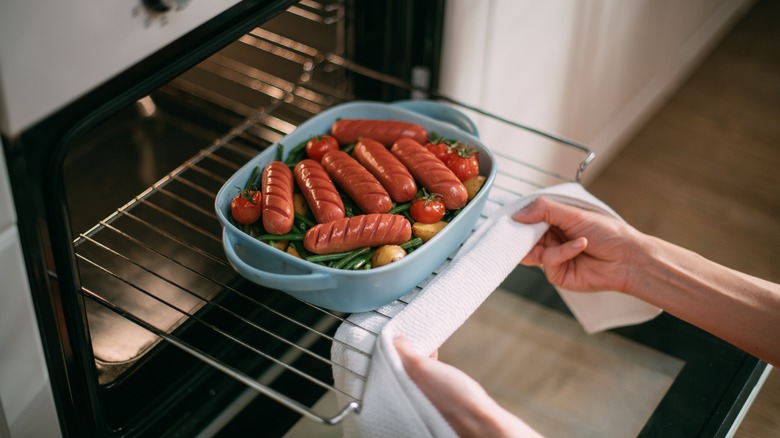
top-left (512, 197), bottom-right (589, 231)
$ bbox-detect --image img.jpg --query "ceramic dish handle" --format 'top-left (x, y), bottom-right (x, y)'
top-left (390, 100), bottom-right (479, 138)
top-left (223, 230), bottom-right (337, 291)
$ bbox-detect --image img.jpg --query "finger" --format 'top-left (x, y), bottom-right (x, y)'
top-left (394, 336), bottom-right (440, 385)
top-left (511, 198), bottom-right (546, 223)
top-left (540, 237), bottom-right (588, 267)
top-left (512, 197), bottom-right (587, 231)
top-left (394, 336), bottom-right (423, 369)
top-left (520, 243), bottom-right (544, 266)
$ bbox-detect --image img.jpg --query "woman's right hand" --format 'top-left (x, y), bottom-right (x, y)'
top-left (511, 197), bottom-right (645, 294)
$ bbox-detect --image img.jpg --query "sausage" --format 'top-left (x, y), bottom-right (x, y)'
top-left (303, 214), bottom-right (412, 254)
top-left (353, 138), bottom-right (418, 203)
top-left (294, 159), bottom-right (345, 224)
top-left (390, 138), bottom-right (468, 210)
top-left (261, 161), bottom-right (295, 235)
top-left (320, 150), bottom-right (392, 214)
top-left (331, 119), bottom-right (427, 147)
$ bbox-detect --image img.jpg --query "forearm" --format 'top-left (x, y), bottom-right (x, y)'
top-left (627, 234), bottom-right (780, 366)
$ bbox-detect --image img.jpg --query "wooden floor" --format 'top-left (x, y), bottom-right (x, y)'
top-left (586, 0), bottom-right (780, 436)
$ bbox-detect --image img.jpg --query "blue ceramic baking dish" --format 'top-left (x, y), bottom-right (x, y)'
top-left (215, 100), bottom-right (496, 313)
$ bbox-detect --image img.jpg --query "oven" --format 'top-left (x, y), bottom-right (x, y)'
top-left (0, 1), bottom-right (767, 437)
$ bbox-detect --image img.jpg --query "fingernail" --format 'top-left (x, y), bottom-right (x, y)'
top-left (571, 237), bottom-right (587, 250)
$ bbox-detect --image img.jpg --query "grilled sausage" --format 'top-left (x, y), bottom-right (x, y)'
top-left (390, 138), bottom-right (468, 210)
top-left (294, 159), bottom-right (345, 224)
top-left (261, 161), bottom-right (295, 235)
top-left (331, 119), bottom-right (428, 147)
top-left (303, 214), bottom-right (412, 254)
top-left (353, 138), bottom-right (417, 203)
top-left (321, 150), bottom-right (392, 214)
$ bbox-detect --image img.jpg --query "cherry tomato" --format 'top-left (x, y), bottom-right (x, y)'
top-left (425, 141), bottom-right (454, 162)
top-left (446, 145), bottom-right (480, 181)
top-left (409, 192), bottom-right (446, 224)
top-left (305, 135), bottom-right (340, 162)
top-left (231, 190), bottom-right (262, 225)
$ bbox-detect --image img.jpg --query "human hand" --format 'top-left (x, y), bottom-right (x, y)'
top-left (394, 336), bottom-right (540, 438)
top-left (512, 196), bottom-right (644, 294)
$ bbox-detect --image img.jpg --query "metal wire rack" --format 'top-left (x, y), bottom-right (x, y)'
top-left (71, 2), bottom-right (594, 427)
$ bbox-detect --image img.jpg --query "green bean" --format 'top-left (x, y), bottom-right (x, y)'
top-left (400, 237), bottom-right (423, 251)
top-left (443, 208), bottom-right (462, 222)
top-left (306, 248), bottom-right (364, 263)
top-left (332, 247), bottom-right (372, 269)
top-left (275, 143), bottom-right (284, 161)
top-left (289, 240), bottom-right (313, 259)
top-left (244, 166), bottom-right (260, 190)
top-left (348, 251), bottom-right (375, 270)
top-left (389, 203), bottom-right (411, 214)
top-left (341, 142), bottom-right (357, 155)
top-left (284, 138), bottom-right (310, 165)
top-left (250, 223), bottom-right (263, 237)
top-left (254, 233), bottom-right (304, 242)
top-left (294, 213), bottom-right (316, 228)
top-left (340, 195), bottom-right (361, 217)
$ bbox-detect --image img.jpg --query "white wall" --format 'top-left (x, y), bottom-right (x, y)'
top-left (439, 0), bottom-right (753, 184)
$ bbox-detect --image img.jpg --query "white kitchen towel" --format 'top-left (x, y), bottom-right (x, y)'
top-left (331, 182), bottom-right (662, 437)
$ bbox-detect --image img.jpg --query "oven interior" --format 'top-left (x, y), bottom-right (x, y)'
top-left (59, 2), bottom-right (595, 435)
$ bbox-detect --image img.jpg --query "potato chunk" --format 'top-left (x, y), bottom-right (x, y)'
top-left (293, 193), bottom-right (310, 217)
top-left (463, 175), bottom-right (486, 201)
top-left (371, 245), bottom-right (407, 268)
top-left (412, 221), bottom-right (448, 243)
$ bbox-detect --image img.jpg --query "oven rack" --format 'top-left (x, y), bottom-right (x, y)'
top-left (72, 9), bottom-right (594, 429)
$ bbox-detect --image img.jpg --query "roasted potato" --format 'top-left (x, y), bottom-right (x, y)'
top-left (271, 240), bottom-right (289, 251)
top-left (371, 245), bottom-right (407, 268)
top-left (412, 221), bottom-right (448, 243)
top-left (286, 244), bottom-right (301, 258)
top-left (293, 193), bottom-right (310, 217)
top-left (463, 175), bottom-right (487, 201)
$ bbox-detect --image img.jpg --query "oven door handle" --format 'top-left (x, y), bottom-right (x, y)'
top-left (223, 230), bottom-right (337, 291)
top-left (390, 100), bottom-right (480, 137)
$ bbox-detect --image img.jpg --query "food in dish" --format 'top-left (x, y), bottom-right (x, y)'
top-left (225, 118), bottom-right (487, 270)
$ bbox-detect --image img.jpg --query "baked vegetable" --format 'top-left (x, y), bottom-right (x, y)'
top-left (371, 245), bottom-right (407, 268)
top-left (305, 134), bottom-right (340, 162)
top-left (409, 191), bottom-right (446, 224)
top-left (412, 221), bottom-right (448, 243)
top-left (463, 175), bottom-right (487, 201)
top-left (446, 144), bottom-right (480, 182)
top-left (230, 189), bottom-right (262, 225)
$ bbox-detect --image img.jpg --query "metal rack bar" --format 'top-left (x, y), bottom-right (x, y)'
top-left (81, 287), bottom-right (360, 425)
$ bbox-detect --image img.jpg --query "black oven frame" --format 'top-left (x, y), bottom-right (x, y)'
top-left (1, 0), bottom-right (767, 436)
